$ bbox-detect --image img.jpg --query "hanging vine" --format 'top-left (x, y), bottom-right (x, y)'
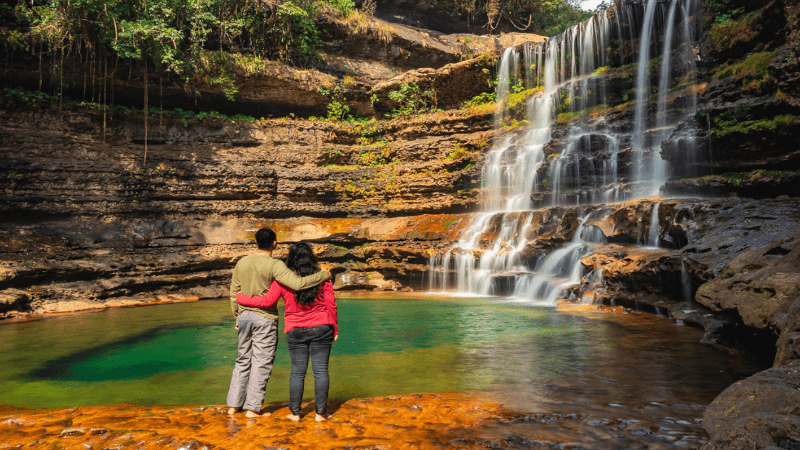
top-left (438, 0), bottom-right (592, 36)
top-left (2, 0), bottom-right (355, 101)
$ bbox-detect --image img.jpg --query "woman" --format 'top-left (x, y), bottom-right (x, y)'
top-left (236, 242), bottom-right (338, 422)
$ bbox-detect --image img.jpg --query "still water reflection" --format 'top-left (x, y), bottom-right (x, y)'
top-left (0, 297), bottom-right (762, 412)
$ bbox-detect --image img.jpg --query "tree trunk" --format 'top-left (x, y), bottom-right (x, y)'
top-left (103, 54), bottom-right (107, 144)
top-left (143, 60), bottom-right (149, 165)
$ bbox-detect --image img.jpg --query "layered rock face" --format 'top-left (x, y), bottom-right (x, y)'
top-left (0, 96), bottom-right (489, 316)
top-left (2, 0), bottom-right (800, 443)
top-left (696, 235), bottom-right (800, 366)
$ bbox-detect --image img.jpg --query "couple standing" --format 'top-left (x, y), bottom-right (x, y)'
top-left (226, 227), bottom-right (338, 422)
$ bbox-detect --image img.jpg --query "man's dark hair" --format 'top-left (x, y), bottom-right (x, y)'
top-left (255, 227), bottom-right (277, 250)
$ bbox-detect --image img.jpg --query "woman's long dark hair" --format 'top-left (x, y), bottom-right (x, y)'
top-left (286, 242), bottom-right (321, 306)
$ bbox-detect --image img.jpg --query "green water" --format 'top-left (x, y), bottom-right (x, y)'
top-left (0, 298), bottom-right (760, 408)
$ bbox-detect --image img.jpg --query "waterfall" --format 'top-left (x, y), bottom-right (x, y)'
top-left (680, 259), bottom-right (692, 304)
top-left (661, 0), bottom-right (703, 179)
top-left (647, 202), bottom-right (661, 247)
top-left (428, 0), bottom-right (703, 305)
top-left (631, 0), bottom-right (660, 197)
top-left (652, 0), bottom-right (678, 188)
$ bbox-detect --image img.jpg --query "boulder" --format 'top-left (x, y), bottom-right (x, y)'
top-left (333, 271), bottom-right (401, 291)
top-left (696, 234), bottom-right (800, 366)
top-left (0, 288), bottom-right (28, 312)
top-left (372, 56), bottom-right (498, 112)
top-left (702, 360), bottom-right (800, 450)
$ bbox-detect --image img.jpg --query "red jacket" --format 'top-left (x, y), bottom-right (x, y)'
top-left (236, 280), bottom-right (338, 335)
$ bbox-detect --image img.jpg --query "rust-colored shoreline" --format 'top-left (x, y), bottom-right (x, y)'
top-left (0, 291), bottom-right (480, 325)
top-left (0, 295), bottom-right (207, 324)
top-left (0, 392), bottom-right (506, 450)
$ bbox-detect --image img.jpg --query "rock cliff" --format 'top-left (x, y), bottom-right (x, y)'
top-left (2, 0), bottom-right (800, 445)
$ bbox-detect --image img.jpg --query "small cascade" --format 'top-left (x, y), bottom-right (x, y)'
top-left (494, 47), bottom-right (520, 129)
top-left (680, 259), bottom-right (693, 304)
top-left (647, 202), bottom-right (661, 247)
top-left (657, 0), bottom-right (703, 181)
top-left (512, 215), bottom-right (604, 305)
top-left (581, 268), bottom-right (606, 303)
top-left (429, 0), bottom-right (704, 305)
top-left (430, 211), bottom-right (537, 295)
top-left (481, 41), bottom-right (558, 212)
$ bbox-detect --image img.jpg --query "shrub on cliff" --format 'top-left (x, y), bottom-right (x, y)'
top-left (386, 82), bottom-right (439, 119)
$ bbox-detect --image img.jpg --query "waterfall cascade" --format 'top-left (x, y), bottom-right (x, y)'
top-left (646, 202), bottom-right (662, 247)
top-left (428, 0), bottom-right (703, 304)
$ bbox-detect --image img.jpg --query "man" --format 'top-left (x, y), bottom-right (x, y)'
top-left (226, 227), bottom-right (330, 418)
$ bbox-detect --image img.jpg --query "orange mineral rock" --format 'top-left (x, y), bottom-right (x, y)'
top-left (0, 393), bottom-right (503, 450)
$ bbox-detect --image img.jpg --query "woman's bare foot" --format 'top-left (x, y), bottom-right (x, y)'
top-left (227, 407), bottom-right (239, 416)
top-left (286, 413), bottom-right (300, 422)
top-left (245, 410), bottom-right (270, 418)
top-left (315, 414), bottom-right (328, 422)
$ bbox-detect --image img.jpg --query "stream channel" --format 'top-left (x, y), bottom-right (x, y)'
top-left (1, 296), bottom-right (766, 448)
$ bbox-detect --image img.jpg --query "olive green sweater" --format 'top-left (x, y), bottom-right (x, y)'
top-left (229, 253), bottom-right (330, 320)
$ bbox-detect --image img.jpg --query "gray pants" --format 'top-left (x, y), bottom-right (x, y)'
top-left (226, 310), bottom-right (279, 412)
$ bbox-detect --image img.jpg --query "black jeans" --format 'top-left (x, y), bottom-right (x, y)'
top-left (286, 324), bottom-right (334, 415)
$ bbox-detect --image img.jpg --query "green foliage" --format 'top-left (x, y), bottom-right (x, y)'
top-left (327, 101), bottom-right (350, 120)
top-left (325, 147), bottom-right (344, 163)
top-left (356, 146), bottom-right (392, 167)
top-left (460, 91), bottom-right (496, 109)
top-left (2, 87), bottom-right (258, 124)
top-left (711, 52), bottom-right (774, 80)
top-left (445, 142), bottom-right (477, 161)
top-left (710, 109), bottom-right (798, 137)
top-left (274, 1), bottom-right (324, 64)
top-left (325, 0), bottom-right (356, 17)
top-left (511, 78), bottom-right (525, 94)
top-left (3, 0), bottom-right (360, 103)
top-left (775, 89), bottom-right (790, 102)
top-left (710, 11), bottom-right (760, 51)
top-left (720, 170), bottom-right (789, 185)
top-left (506, 87), bottom-right (539, 110)
top-left (2, 87), bottom-right (52, 101)
top-left (435, 0), bottom-right (591, 36)
top-left (703, 0), bottom-right (746, 23)
top-left (319, 85), bottom-right (350, 120)
top-left (556, 104), bottom-right (609, 124)
top-left (354, 121), bottom-right (387, 146)
top-left (714, 7), bottom-right (744, 24)
top-left (592, 66), bottom-right (611, 76)
top-left (501, 118), bottom-right (530, 130)
top-left (386, 82), bottom-right (438, 118)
